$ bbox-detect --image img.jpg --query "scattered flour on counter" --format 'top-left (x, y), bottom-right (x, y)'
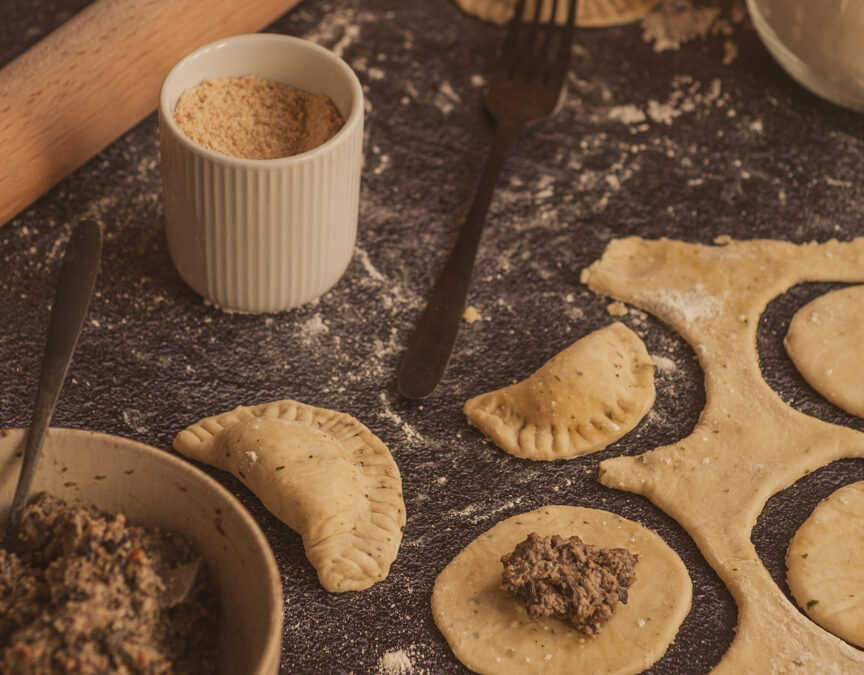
top-left (608, 105), bottom-right (646, 124)
top-left (534, 174), bottom-right (556, 200)
top-left (722, 38), bottom-right (738, 65)
top-left (355, 247), bottom-right (386, 282)
top-left (301, 6), bottom-right (380, 59)
top-left (451, 497), bottom-right (524, 524)
top-left (377, 392), bottom-right (425, 447)
top-left (652, 355), bottom-right (678, 373)
top-left (611, 75), bottom-right (729, 129)
top-left (122, 409), bottom-right (149, 435)
top-left (298, 314), bottom-right (329, 341)
top-left (377, 645), bottom-right (434, 675)
top-left (647, 100), bottom-right (679, 125)
top-left (331, 23), bottom-right (360, 58)
top-left (641, 0), bottom-right (748, 52)
top-left (434, 80), bottom-right (462, 115)
top-left (641, 0), bottom-right (721, 52)
top-left (378, 650), bottom-right (414, 674)
top-left (373, 153), bottom-right (392, 175)
top-left (452, 503), bottom-right (481, 519)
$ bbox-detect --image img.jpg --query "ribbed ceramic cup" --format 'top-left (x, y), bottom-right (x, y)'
top-left (159, 34), bottom-right (363, 312)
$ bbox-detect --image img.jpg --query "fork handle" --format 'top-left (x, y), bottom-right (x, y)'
top-left (398, 120), bottom-right (522, 399)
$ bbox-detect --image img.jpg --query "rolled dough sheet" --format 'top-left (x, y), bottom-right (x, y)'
top-left (582, 236), bottom-right (864, 673)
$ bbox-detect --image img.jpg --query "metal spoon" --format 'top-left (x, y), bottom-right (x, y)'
top-left (2, 219), bottom-right (103, 549)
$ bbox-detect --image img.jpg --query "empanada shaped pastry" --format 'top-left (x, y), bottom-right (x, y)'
top-left (464, 322), bottom-right (655, 460)
top-left (174, 400), bottom-right (405, 592)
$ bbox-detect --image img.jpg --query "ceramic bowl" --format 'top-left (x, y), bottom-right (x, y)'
top-left (159, 33), bottom-right (365, 313)
top-left (0, 427), bottom-right (282, 675)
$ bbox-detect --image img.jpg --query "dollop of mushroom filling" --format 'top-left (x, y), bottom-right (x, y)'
top-left (501, 532), bottom-right (638, 636)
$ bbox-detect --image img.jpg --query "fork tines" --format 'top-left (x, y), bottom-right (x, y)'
top-left (501, 0), bottom-right (578, 86)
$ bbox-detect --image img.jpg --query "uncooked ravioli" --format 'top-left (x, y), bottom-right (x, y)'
top-left (174, 399), bottom-right (405, 592)
top-left (432, 506), bottom-right (692, 675)
top-left (784, 285), bottom-right (864, 417)
top-left (454, 0), bottom-right (661, 27)
top-left (786, 481), bottom-right (864, 648)
top-left (464, 322), bottom-right (655, 460)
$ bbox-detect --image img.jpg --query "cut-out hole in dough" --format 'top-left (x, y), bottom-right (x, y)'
top-left (432, 505), bottom-right (692, 674)
top-left (464, 322), bottom-right (656, 460)
top-left (174, 400), bottom-right (406, 592)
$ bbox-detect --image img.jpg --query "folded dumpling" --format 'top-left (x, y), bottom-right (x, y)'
top-left (174, 400), bottom-right (405, 592)
top-left (464, 322), bottom-right (655, 460)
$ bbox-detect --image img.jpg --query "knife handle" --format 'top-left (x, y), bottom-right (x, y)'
top-left (398, 122), bottom-right (520, 399)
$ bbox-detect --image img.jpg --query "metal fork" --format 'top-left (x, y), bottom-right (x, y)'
top-left (398, 0), bottom-right (578, 399)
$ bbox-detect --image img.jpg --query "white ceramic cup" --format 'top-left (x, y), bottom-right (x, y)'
top-left (159, 34), bottom-right (364, 313)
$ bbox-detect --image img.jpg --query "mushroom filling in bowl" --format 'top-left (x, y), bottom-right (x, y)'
top-left (0, 492), bottom-right (218, 674)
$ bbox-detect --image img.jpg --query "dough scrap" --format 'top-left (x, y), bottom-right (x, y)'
top-left (464, 322), bottom-right (655, 460)
top-left (784, 284), bottom-right (864, 417)
top-left (454, 0), bottom-right (661, 27)
top-left (786, 481), bottom-right (864, 648)
top-left (174, 400), bottom-right (405, 592)
top-left (432, 505), bottom-right (691, 675)
top-left (581, 236), bottom-right (864, 673)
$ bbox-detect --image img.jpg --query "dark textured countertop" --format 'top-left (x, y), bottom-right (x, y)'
top-left (2, 0), bottom-right (864, 673)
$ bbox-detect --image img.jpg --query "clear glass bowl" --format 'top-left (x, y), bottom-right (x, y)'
top-left (747, 0), bottom-right (864, 112)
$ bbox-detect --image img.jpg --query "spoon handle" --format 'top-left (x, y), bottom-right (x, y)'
top-left (3, 219), bottom-right (102, 546)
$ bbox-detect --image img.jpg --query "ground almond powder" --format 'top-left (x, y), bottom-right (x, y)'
top-left (173, 75), bottom-right (344, 160)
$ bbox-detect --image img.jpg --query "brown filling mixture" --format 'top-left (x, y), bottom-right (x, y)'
top-left (501, 532), bottom-right (638, 636)
top-left (0, 493), bottom-right (218, 674)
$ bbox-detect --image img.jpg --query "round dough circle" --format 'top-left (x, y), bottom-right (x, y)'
top-left (786, 481), bottom-right (864, 648)
top-left (432, 506), bottom-right (692, 675)
top-left (785, 285), bottom-right (864, 417)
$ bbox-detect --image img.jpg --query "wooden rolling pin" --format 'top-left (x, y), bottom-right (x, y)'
top-left (0, 0), bottom-right (304, 227)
